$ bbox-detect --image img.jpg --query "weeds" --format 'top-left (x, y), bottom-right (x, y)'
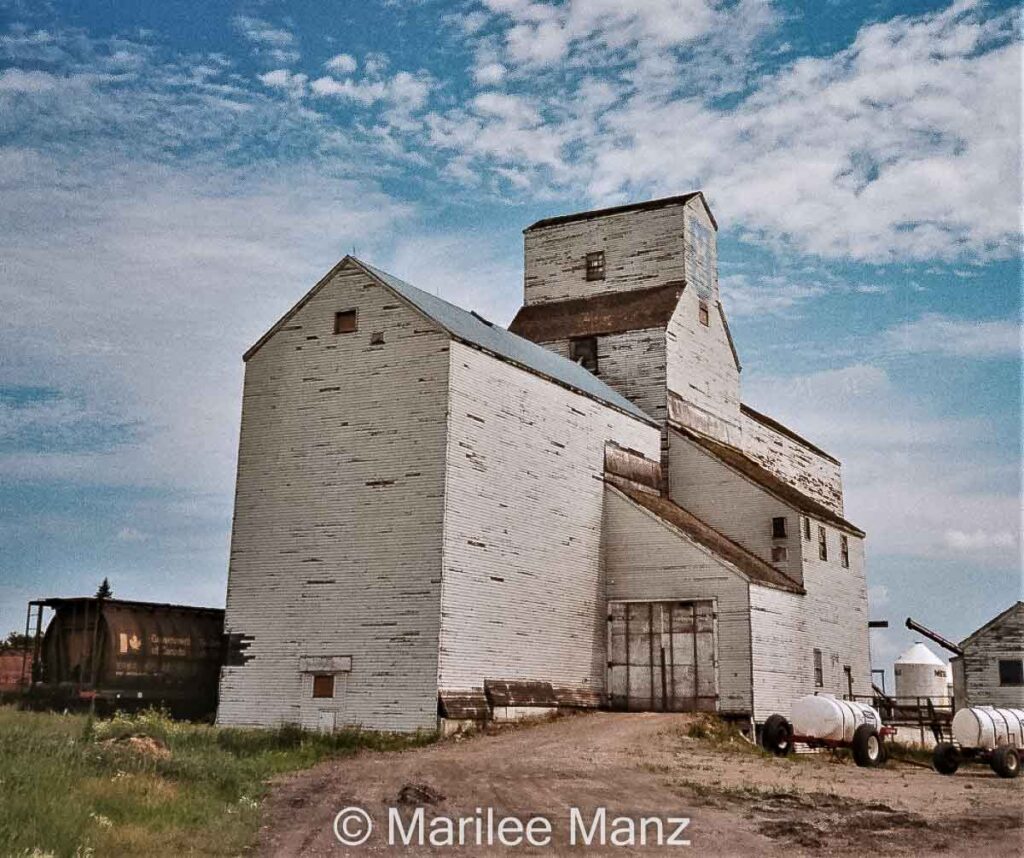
top-left (0, 706), bottom-right (435, 857)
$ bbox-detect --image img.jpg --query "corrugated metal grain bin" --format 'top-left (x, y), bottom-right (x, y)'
top-left (25, 597), bottom-right (224, 719)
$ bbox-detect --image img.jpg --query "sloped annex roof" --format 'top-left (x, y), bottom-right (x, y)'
top-left (243, 256), bottom-right (655, 426)
top-left (959, 601), bottom-right (1024, 649)
top-left (740, 404), bottom-right (837, 465)
top-left (508, 282), bottom-right (684, 342)
top-left (609, 483), bottom-right (804, 594)
top-left (670, 424), bottom-right (865, 537)
top-left (525, 191), bottom-right (717, 232)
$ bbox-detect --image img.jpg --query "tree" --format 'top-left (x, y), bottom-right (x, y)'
top-left (1, 632), bottom-right (32, 651)
top-left (95, 577), bottom-right (113, 599)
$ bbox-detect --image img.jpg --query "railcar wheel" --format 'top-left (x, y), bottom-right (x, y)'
top-left (991, 746), bottom-right (1020, 779)
top-left (761, 714), bottom-right (793, 757)
top-left (852, 724), bottom-right (883, 767)
top-left (933, 742), bottom-right (961, 775)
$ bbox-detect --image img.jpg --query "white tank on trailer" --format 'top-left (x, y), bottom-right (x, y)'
top-left (792, 694), bottom-right (882, 742)
top-left (894, 642), bottom-right (949, 702)
top-left (951, 707), bottom-right (1024, 750)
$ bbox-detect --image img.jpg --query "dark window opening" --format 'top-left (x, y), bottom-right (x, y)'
top-left (818, 526), bottom-right (828, 561)
top-left (813, 649), bottom-right (823, 687)
top-left (999, 659), bottom-right (1024, 686)
top-left (334, 310), bottom-right (357, 334)
top-left (312, 674), bottom-right (335, 698)
top-left (844, 665), bottom-right (853, 697)
top-left (570, 336), bottom-right (599, 374)
top-left (840, 535), bottom-right (850, 568)
top-left (771, 546), bottom-right (788, 563)
top-left (370, 331), bottom-right (385, 345)
top-left (803, 516), bottom-right (812, 540)
top-left (772, 516), bottom-right (787, 539)
top-left (698, 300), bottom-right (710, 326)
top-left (585, 251), bottom-right (606, 281)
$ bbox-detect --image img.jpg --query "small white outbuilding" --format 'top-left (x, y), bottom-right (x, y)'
top-left (894, 643), bottom-right (949, 703)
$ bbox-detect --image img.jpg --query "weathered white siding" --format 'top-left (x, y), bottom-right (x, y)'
top-left (603, 487), bottom-right (753, 715)
top-left (664, 204), bottom-right (740, 444)
top-left (741, 409), bottom-right (844, 515)
top-left (957, 603), bottom-right (1024, 708)
top-left (219, 266), bottom-right (451, 732)
top-left (524, 205), bottom-right (688, 305)
top-left (438, 341), bottom-right (660, 703)
top-left (535, 328), bottom-right (668, 426)
top-left (748, 528), bottom-right (871, 722)
top-left (668, 430), bottom-right (802, 583)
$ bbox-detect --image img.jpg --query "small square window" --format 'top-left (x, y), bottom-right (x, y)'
top-left (698, 300), bottom-right (710, 327)
top-left (840, 535), bottom-right (850, 568)
top-left (818, 526), bottom-right (828, 561)
top-left (803, 517), bottom-right (812, 540)
top-left (585, 251), bottom-right (605, 281)
top-left (570, 336), bottom-right (599, 374)
top-left (999, 659), bottom-right (1024, 686)
top-left (771, 546), bottom-right (788, 563)
top-left (370, 331), bottom-right (385, 345)
top-left (772, 516), bottom-right (787, 539)
top-left (334, 310), bottom-right (357, 334)
top-left (312, 674), bottom-right (335, 698)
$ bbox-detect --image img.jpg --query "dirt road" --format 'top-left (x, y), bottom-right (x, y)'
top-left (257, 712), bottom-right (1023, 857)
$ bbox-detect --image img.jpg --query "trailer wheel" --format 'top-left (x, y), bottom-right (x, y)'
top-left (991, 746), bottom-right (1020, 779)
top-left (933, 742), bottom-right (961, 775)
top-left (852, 724), bottom-right (883, 767)
top-left (761, 714), bottom-right (793, 757)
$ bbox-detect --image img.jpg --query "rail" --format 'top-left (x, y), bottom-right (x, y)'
top-left (846, 692), bottom-right (954, 744)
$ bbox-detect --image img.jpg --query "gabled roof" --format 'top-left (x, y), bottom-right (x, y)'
top-left (670, 424), bottom-right (865, 537)
top-left (244, 256), bottom-right (655, 426)
top-left (525, 191), bottom-right (717, 232)
top-left (959, 601), bottom-right (1024, 649)
top-left (740, 404), bottom-right (837, 465)
top-left (508, 282), bottom-right (684, 342)
top-left (609, 483), bottom-right (804, 594)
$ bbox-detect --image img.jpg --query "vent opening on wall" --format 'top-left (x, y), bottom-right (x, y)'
top-left (698, 300), bottom-right (709, 326)
top-left (334, 310), bottom-right (357, 334)
top-left (570, 336), bottom-right (599, 374)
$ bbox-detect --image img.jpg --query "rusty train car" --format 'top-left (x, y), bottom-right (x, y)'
top-left (23, 597), bottom-right (225, 718)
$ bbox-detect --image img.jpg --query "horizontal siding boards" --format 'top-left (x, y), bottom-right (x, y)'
top-left (535, 330), bottom-right (668, 427)
top-left (664, 290), bottom-right (741, 446)
top-left (960, 603), bottom-right (1024, 708)
top-left (439, 341), bottom-right (660, 703)
top-left (603, 488), bottom-right (753, 715)
top-left (748, 533), bottom-right (871, 722)
top-left (740, 409), bottom-right (844, 515)
top-left (524, 204), bottom-right (688, 306)
top-left (668, 429), bottom-right (803, 585)
top-left (219, 266), bottom-right (450, 733)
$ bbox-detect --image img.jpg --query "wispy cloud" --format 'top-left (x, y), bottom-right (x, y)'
top-left (884, 313), bottom-right (1021, 358)
top-left (232, 15), bottom-right (299, 64)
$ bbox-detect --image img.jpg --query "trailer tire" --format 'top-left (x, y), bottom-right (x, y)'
top-left (933, 742), bottom-right (961, 775)
top-left (852, 724), bottom-right (883, 767)
top-left (762, 714), bottom-right (793, 757)
top-left (991, 746), bottom-right (1020, 779)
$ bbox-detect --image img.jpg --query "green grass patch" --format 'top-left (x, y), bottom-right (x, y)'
top-left (0, 706), bottom-right (435, 857)
top-left (682, 715), bottom-right (768, 757)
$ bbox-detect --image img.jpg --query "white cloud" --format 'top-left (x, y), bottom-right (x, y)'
top-left (473, 61), bottom-right (507, 86)
top-left (0, 67), bottom-right (61, 92)
top-left (311, 69), bottom-right (431, 115)
top-left (232, 15), bottom-right (299, 64)
top-left (258, 68), bottom-right (308, 98)
top-left (884, 313), bottom-right (1021, 358)
top-left (324, 52), bottom-right (357, 73)
top-left (944, 529), bottom-right (1017, 551)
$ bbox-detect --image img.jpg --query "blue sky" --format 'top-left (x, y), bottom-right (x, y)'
top-left (0, 0), bottom-right (1020, 678)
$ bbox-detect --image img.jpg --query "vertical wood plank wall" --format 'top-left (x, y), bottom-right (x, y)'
top-left (603, 487), bottom-right (753, 715)
top-left (438, 341), bottom-right (661, 703)
top-left (218, 268), bottom-right (451, 732)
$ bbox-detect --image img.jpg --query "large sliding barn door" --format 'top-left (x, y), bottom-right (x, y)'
top-left (607, 600), bottom-right (718, 712)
